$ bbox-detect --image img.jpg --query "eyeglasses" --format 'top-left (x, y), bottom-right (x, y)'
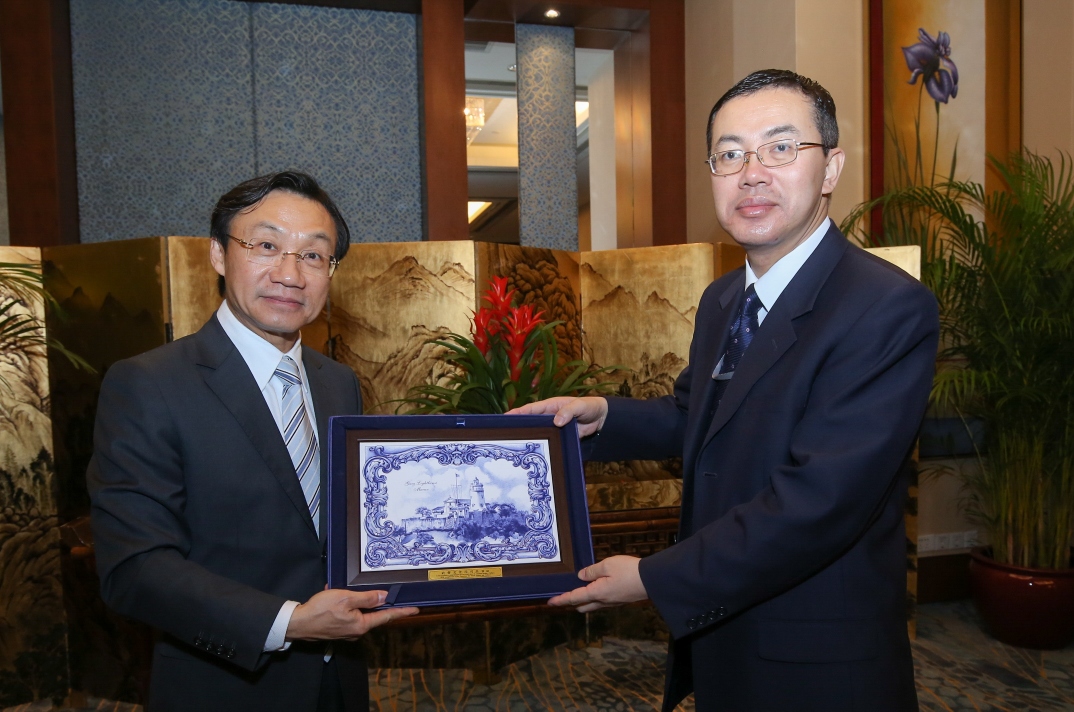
top-left (706, 139), bottom-right (825, 176)
top-left (228, 235), bottom-right (338, 277)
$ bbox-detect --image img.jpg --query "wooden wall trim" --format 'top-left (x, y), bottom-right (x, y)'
top-left (649, 0), bottom-right (685, 246)
top-left (984, 0), bottom-right (1022, 197)
top-left (421, 0), bottom-right (470, 241)
top-left (0, 0), bottom-right (80, 246)
top-left (867, 0), bottom-right (884, 240)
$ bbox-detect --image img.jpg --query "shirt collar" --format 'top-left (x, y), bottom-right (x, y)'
top-left (745, 216), bottom-right (831, 310)
top-left (216, 299), bottom-right (305, 391)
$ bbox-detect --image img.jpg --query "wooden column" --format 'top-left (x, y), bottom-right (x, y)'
top-left (867, 0), bottom-right (884, 239)
top-left (649, 0), bottom-right (686, 246)
top-left (984, 0), bottom-right (1022, 196)
top-left (421, 0), bottom-right (470, 241)
top-left (0, 0), bottom-right (79, 246)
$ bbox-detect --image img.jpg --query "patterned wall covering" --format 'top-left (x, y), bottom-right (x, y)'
top-left (252, 5), bottom-right (421, 243)
top-left (516, 24), bottom-right (578, 251)
top-left (70, 0), bottom-right (255, 242)
top-left (70, 0), bottom-right (422, 244)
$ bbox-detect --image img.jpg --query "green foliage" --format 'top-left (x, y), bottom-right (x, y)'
top-left (0, 261), bottom-right (94, 392)
top-left (398, 275), bottom-right (619, 414)
top-left (842, 151), bottom-right (1074, 570)
top-left (399, 321), bottom-right (619, 414)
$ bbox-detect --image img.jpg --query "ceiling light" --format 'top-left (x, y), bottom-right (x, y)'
top-left (463, 97), bottom-right (485, 145)
top-left (468, 201), bottom-right (492, 223)
top-left (545, 9), bottom-right (560, 18)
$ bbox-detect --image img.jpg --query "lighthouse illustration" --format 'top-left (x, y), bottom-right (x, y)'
top-left (470, 477), bottom-right (486, 511)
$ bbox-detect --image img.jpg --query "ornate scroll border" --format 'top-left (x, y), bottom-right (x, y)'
top-left (361, 442), bottom-right (558, 569)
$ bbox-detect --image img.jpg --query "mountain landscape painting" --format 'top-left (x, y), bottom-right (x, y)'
top-left (580, 244), bottom-right (725, 507)
top-left (310, 241), bottom-right (584, 415)
top-left (0, 247), bottom-right (66, 707)
top-left (315, 241), bottom-right (477, 413)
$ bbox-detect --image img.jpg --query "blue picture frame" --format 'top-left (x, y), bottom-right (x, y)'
top-left (327, 414), bottom-right (593, 608)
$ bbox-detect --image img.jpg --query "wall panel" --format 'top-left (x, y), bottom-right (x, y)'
top-left (516, 24), bottom-right (578, 251)
top-left (70, 0), bottom-right (255, 242)
top-left (252, 5), bottom-right (422, 243)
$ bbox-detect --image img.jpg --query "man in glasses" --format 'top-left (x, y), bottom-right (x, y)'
top-left (514, 70), bottom-right (938, 711)
top-left (88, 172), bottom-right (417, 712)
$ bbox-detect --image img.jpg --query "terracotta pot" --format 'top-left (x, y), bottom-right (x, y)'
top-left (968, 546), bottom-right (1074, 649)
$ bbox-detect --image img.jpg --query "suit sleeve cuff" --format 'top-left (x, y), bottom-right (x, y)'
top-left (263, 600), bottom-right (299, 652)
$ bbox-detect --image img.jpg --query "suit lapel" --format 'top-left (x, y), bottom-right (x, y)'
top-left (677, 275), bottom-right (743, 535)
top-left (683, 275), bottom-right (744, 460)
top-left (698, 225), bottom-right (850, 452)
top-left (193, 316), bottom-right (318, 538)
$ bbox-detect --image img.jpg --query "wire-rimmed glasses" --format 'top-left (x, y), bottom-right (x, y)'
top-left (228, 235), bottom-right (338, 277)
top-left (706, 139), bottom-right (825, 176)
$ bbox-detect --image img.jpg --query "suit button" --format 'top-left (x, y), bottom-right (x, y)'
top-left (228, 648), bottom-right (236, 659)
top-left (687, 618), bottom-right (697, 630)
top-left (717, 607), bottom-right (727, 617)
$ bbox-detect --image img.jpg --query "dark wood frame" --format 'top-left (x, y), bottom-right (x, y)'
top-left (327, 414), bottom-right (594, 607)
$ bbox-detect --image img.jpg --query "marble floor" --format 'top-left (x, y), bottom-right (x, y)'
top-left (5, 600), bottom-right (1073, 711)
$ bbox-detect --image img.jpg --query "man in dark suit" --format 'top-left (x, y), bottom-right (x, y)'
top-left (88, 171), bottom-right (417, 712)
top-left (515, 70), bottom-right (938, 710)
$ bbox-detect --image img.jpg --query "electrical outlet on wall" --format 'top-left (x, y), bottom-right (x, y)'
top-left (918, 530), bottom-right (980, 554)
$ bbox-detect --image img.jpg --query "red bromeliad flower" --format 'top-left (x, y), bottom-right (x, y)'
top-left (503, 303), bottom-right (544, 380)
top-left (472, 307), bottom-right (495, 355)
top-left (482, 276), bottom-right (516, 320)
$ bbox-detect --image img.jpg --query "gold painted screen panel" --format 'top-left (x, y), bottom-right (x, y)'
top-left (865, 245), bottom-right (921, 281)
top-left (166, 236), bottom-right (220, 341)
top-left (475, 243), bottom-right (582, 362)
top-left (43, 237), bottom-right (170, 700)
top-left (0, 246), bottom-right (68, 704)
top-left (580, 243), bottom-right (720, 511)
top-left (316, 240), bottom-right (478, 414)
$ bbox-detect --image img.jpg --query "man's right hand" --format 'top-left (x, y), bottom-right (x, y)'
top-left (508, 396), bottom-right (609, 438)
top-left (286, 589), bottom-right (418, 641)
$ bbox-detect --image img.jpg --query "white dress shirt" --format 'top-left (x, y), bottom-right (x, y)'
top-left (746, 217), bottom-right (830, 325)
top-left (215, 300), bottom-right (317, 653)
top-left (713, 217), bottom-right (830, 378)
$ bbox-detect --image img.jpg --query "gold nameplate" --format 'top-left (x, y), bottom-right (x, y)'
top-left (428, 567), bottom-right (503, 581)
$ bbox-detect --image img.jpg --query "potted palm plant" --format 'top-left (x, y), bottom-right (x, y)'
top-left (843, 151), bottom-right (1074, 649)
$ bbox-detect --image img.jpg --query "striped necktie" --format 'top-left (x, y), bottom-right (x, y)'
top-left (713, 284), bottom-right (764, 405)
top-left (274, 355), bottom-right (319, 533)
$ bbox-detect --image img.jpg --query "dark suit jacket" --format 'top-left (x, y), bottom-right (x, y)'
top-left (88, 315), bottom-right (366, 712)
top-left (590, 226), bottom-right (938, 712)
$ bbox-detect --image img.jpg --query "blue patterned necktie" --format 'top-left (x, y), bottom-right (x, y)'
top-left (713, 284), bottom-right (764, 405)
top-left (274, 356), bottom-right (319, 533)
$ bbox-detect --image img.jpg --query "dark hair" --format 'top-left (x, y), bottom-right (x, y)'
top-left (706, 69), bottom-right (839, 156)
top-left (210, 171), bottom-right (351, 262)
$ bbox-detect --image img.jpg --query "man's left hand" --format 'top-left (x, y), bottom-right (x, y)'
top-left (547, 555), bottom-right (648, 613)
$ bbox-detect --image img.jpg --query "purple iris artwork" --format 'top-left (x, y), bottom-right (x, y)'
top-left (902, 29), bottom-right (959, 104)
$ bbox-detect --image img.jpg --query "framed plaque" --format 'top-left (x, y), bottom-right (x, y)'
top-left (327, 414), bottom-right (593, 607)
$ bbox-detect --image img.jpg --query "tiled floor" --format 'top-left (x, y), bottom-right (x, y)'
top-left (5, 601), bottom-right (1073, 711)
top-left (914, 601), bottom-right (1074, 711)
